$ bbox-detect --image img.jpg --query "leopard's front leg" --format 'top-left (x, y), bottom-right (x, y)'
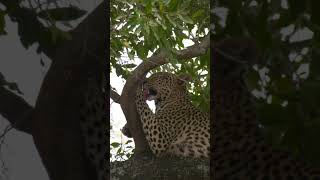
top-left (135, 88), bottom-right (171, 156)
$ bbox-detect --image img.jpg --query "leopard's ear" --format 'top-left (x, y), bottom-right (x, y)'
top-left (177, 74), bottom-right (192, 85)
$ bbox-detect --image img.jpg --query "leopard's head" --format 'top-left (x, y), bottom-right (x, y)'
top-left (142, 72), bottom-right (191, 103)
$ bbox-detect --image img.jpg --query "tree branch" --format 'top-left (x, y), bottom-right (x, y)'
top-left (175, 36), bottom-right (210, 59)
top-left (0, 87), bottom-right (33, 133)
top-left (119, 34), bottom-right (210, 154)
top-left (110, 87), bottom-right (120, 103)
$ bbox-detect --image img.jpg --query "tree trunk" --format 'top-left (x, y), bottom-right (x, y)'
top-left (110, 155), bottom-right (209, 180)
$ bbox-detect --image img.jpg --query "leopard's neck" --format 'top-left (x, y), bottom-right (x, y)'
top-left (155, 91), bottom-right (192, 111)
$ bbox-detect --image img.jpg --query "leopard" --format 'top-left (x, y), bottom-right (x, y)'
top-left (135, 72), bottom-right (210, 158)
top-left (212, 37), bottom-right (320, 179)
top-left (79, 71), bottom-right (107, 180)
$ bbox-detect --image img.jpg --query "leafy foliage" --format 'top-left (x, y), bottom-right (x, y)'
top-left (0, 0), bottom-right (87, 108)
top-left (110, 140), bottom-right (134, 161)
top-left (213, 0), bottom-right (320, 166)
top-left (111, 0), bottom-right (209, 160)
top-left (0, 0), bottom-right (86, 53)
top-left (110, 0), bottom-right (209, 111)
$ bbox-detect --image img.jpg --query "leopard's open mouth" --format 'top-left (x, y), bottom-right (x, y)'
top-left (143, 88), bottom-right (157, 101)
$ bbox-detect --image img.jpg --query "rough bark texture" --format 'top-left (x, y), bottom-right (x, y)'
top-left (110, 155), bottom-right (209, 180)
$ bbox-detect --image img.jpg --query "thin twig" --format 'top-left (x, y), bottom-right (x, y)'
top-left (110, 87), bottom-right (121, 103)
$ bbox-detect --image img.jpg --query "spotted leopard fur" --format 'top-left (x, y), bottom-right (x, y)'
top-left (79, 72), bottom-right (107, 180)
top-left (213, 38), bottom-right (320, 179)
top-left (135, 72), bottom-right (209, 158)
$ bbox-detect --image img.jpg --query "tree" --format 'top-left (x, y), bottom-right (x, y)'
top-left (213, 0), bottom-right (320, 167)
top-left (110, 0), bottom-right (210, 179)
top-left (0, 1), bottom-right (106, 180)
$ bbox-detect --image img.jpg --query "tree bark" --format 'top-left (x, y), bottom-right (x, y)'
top-left (110, 155), bottom-right (209, 180)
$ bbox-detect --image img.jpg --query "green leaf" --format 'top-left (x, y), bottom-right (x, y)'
top-left (115, 15), bottom-right (126, 21)
top-left (117, 147), bottom-right (122, 154)
top-left (257, 102), bottom-right (294, 127)
top-left (59, 30), bottom-right (72, 40)
top-left (244, 70), bottom-right (260, 90)
top-left (159, 1), bottom-right (165, 13)
top-left (149, 19), bottom-right (158, 27)
top-left (192, 9), bottom-right (204, 19)
top-left (177, 14), bottom-right (193, 24)
top-left (271, 76), bottom-right (296, 97)
top-left (115, 63), bottom-right (125, 77)
top-left (111, 142), bottom-right (120, 148)
top-left (145, 0), bottom-right (153, 14)
top-left (151, 26), bottom-right (160, 42)
top-left (122, 63), bottom-right (137, 68)
top-left (166, 14), bottom-right (177, 27)
top-left (128, 49), bottom-right (135, 59)
top-left (155, 18), bottom-right (167, 30)
top-left (135, 24), bottom-right (143, 34)
top-left (49, 26), bottom-right (72, 43)
top-left (143, 24), bottom-right (151, 36)
top-left (168, 0), bottom-right (181, 12)
top-left (271, 95), bottom-right (283, 106)
top-left (300, 80), bottom-right (320, 110)
top-left (49, 26), bottom-right (58, 43)
top-left (37, 5), bottom-right (87, 21)
top-left (136, 43), bottom-right (147, 59)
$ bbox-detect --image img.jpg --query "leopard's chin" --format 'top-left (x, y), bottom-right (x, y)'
top-left (143, 88), bottom-right (157, 101)
top-left (147, 95), bottom-right (157, 101)
top-left (144, 92), bottom-right (157, 101)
